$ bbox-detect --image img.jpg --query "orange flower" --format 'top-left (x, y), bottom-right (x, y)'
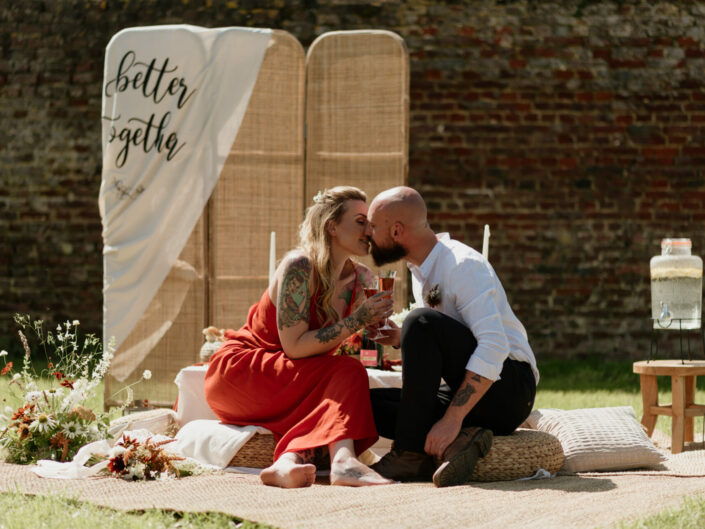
top-left (1, 362), bottom-right (13, 375)
top-left (60, 379), bottom-right (74, 390)
top-left (18, 423), bottom-right (31, 440)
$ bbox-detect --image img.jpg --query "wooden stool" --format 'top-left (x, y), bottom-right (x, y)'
top-left (633, 360), bottom-right (705, 453)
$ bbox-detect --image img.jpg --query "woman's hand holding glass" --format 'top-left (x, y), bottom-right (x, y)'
top-left (355, 289), bottom-right (394, 336)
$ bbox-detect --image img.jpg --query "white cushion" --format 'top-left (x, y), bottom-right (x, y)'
top-left (525, 406), bottom-right (666, 472)
top-left (174, 419), bottom-right (271, 468)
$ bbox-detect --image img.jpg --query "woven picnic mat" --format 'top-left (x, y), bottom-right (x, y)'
top-left (3, 448), bottom-right (705, 529)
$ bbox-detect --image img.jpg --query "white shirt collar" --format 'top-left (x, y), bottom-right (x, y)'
top-left (407, 232), bottom-right (450, 282)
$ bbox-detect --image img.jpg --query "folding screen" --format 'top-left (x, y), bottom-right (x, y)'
top-left (305, 30), bottom-right (410, 308)
top-left (209, 31), bottom-right (305, 330)
top-left (103, 29), bottom-right (408, 407)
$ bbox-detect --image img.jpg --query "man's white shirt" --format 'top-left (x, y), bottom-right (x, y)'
top-left (407, 233), bottom-right (539, 383)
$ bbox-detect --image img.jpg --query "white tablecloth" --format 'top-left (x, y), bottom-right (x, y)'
top-left (175, 364), bottom-right (402, 426)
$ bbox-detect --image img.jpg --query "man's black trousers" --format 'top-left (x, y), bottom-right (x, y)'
top-left (370, 308), bottom-right (536, 453)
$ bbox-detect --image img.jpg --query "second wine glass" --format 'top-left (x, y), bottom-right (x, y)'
top-left (378, 270), bottom-right (397, 332)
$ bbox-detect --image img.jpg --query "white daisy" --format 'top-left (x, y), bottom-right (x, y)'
top-left (0, 350), bottom-right (7, 357)
top-left (72, 320), bottom-right (80, 326)
top-left (142, 369), bottom-right (152, 380)
top-left (30, 413), bottom-right (57, 434)
top-left (25, 391), bottom-right (42, 403)
top-left (86, 424), bottom-right (100, 439)
top-left (61, 421), bottom-right (81, 439)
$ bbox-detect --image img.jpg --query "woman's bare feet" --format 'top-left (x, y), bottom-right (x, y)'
top-left (260, 453), bottom-right (316, 488)
top-left (330, 458), bottom-right (394, 486)
top-left (328, 439), bottom-right (394, 486)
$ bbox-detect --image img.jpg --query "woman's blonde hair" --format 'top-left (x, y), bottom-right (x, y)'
top-left (298, 185), bottom-right (367, 325)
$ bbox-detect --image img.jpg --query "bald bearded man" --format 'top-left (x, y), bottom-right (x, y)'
top-left (364, 187), bottom-right (539, 487)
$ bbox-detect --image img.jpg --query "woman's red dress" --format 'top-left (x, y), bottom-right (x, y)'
top-left (204, 280), bottom-right (378, 462)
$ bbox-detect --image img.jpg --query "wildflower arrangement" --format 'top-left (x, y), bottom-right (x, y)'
top-left (0, 315), bottom-right (122, 464)
top-left (103, 433), bottom-right (189, 481)
top-left (334, 332), bottom-right (362, 356)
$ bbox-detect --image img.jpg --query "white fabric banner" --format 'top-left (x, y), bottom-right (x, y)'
top-left (99, 25), bottom-right (271, 360)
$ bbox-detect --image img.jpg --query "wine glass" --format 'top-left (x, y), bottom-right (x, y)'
top-left (363, 285), bottom-right (384, 340)
top-left (377, 270), bottom-right (397, 332)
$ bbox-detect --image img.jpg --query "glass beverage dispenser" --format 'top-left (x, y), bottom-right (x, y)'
top-left (650, 238), bottom-right (703, 329)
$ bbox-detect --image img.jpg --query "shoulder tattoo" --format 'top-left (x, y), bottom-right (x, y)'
top-left (277, 257), bottom-right (312, 329)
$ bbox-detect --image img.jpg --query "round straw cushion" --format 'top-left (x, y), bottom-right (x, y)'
top-left (228, 432), bottom-right (276, 468)
top-left (470, 428), bottom-right (564, 482)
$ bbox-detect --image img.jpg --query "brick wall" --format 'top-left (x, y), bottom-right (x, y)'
top-left (1, 0), bottom-right (704, 360)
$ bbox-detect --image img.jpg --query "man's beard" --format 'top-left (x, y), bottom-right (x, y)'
top-left (369, 238), bottom-right (407, 266)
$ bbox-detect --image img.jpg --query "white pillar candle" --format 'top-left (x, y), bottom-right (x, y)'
top-left (482, 224), bottom-right (490, 260)
top-left (269, 231), bottom-right (276, 283)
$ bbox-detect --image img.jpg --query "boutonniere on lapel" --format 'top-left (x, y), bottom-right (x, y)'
top-left (425, 283), bottom-right (442, 308)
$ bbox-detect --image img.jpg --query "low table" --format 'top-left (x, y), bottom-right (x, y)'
top-left (174, 364), bottom-right (403, 457)
top-left (175, 365), bottom-right (402, 425)
top-left (633, 359), bottom-right (705, 454)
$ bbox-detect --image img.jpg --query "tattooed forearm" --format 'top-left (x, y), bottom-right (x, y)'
top-left (341, 304), bottom-right (374, 334)
top-left (451, 383), bottom-right (476, 407)
top-left (277, 257), bottom-right (312, 329)
top-left (315, 322), bottom-right (343, 343)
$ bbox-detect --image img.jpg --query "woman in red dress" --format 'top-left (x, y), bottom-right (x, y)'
top-left (205, 186), bottom-right (394, 488)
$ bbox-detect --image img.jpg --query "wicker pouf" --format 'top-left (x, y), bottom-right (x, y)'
top-left (229, 432), bottom-right (276, 468)
top-left (470, 428), bottom-right (564, 482)
top-left (226, 428), bottom-right (564, 477)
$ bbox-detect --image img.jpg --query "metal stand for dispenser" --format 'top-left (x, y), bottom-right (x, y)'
top-left (649, 318), bottom-right (705, 363)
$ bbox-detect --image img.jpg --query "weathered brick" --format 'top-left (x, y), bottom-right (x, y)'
top-left (3, 0), bottom-right (705, 361)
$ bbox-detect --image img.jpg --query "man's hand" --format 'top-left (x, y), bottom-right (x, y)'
top-left (365, 320), bottom-right (400, 348)
top-left (424, 414), bottom-right (462, 459)
top-left (424, 370), bottom-right (493, 459)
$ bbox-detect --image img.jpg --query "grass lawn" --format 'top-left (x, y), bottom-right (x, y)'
top-left (1, 357), bottom-right (704, 528)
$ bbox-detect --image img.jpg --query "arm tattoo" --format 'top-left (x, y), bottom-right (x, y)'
top-left (315, 322), bottom-right (343, 343)
top-left (277, 257), bottom-right (311, 329)
top-left (451, 383), bottom-right (476, 407)
top-left (342, 305), bottom-right (372, 334)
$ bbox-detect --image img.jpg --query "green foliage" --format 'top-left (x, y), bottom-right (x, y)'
top-left (615, 495), bottom-right (705, 529)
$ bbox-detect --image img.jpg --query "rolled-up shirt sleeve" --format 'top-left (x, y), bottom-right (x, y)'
top-left (450, 262), bottom-right (509, 381)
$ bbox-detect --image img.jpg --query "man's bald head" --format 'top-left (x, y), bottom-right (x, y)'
top-left (367, 186), bottom-right (436, 266)
top-left (368, 186), bottom-right (428, 232)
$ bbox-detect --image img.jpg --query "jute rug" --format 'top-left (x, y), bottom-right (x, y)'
top-left (2, 442), bottom-right (705, 529)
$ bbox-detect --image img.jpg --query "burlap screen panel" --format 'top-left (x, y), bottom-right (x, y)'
top-left (305, 30), bottom-right (410, 310)
top-left (210, 30), bottom-right (305, 330)
top-left (105, 214), bottom-right (207, 408)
